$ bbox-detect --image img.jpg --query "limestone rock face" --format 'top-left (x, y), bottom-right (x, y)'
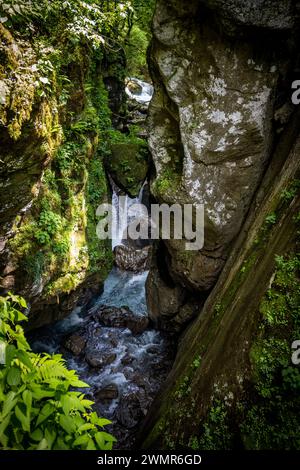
top-left (141, 123), bottom-right (300, 450)
top-left (199, 0), bottom-right (295, 31)
top-left (146, 0), bottom-right (297, 318)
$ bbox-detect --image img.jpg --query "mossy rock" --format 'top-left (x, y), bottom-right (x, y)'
top-left (105, 142), bottom-right (149, 197)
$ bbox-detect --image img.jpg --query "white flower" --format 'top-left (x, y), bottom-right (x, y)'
top-left (39, 77), bottom-right (50, 84)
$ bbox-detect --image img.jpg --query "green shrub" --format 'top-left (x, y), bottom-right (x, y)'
top-left (241, 253), bottom-right (300, 449)
top-left (125, 25), bottom-right (148, 77)
top-left (52, 239), bottom-right (70, 256)
top-left (0, 294), bottom-right (116, 450)
top-left (34, 210), bottom-right (62, 246)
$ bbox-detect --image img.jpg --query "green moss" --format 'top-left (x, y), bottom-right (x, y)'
top-left (45, 272), bottom-right (81, 297)
top-left (174, 375), bottom-right (192, 399)
top-left (190, 400), bottom-right (233, 450)
top-left (9, 71), bottom-right (114, 298)
top-left (280, 179), bottom-right (300, 202)
top-left (192, 355), bottom-right (202, 370)
top-left (106, 142), bottom-right (148, 196)
top-left (154, 167), bottom-right (181, 197)
top-left (240, 253), bottom-right (300, 449)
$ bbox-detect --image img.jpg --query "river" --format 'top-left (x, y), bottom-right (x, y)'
top-left (29, 78), bottom-right (175, 449)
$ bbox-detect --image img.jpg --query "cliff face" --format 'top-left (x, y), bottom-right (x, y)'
top-left (0, 18), bottom-right (125, 328)
top-left (142, 0), bottom-right (300, 449)
top-left (146, 0), bottom-right (299, 327)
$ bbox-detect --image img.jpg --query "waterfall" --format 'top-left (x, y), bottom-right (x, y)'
top-left (125, 77), bottom-right (154, 104)
top-left (111, 177), bottom-right (148, 250)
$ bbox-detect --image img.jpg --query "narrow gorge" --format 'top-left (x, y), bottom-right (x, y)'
top-left (0, 0), bottom-right (299, 453)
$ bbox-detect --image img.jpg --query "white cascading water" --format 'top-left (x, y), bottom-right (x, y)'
top-left (111, 178), bottom-right (147, 250)
top-left (125, 77), bottom-right (154, 104)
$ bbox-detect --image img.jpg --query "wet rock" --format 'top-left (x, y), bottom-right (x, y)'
top-left (121, 354), bottom-right (134, 365)
top-left (95, 305), bottom-right (149, 335)
top-left (147, 346), bottom-right (160, 355)
top-left (126, 80), bottom-right (143, 95)
top-left (85, 349), bottom-right (117, 369)
top-left (64, 333), bottom-right (86, 356)
top-left (115, 392), bottom-right (144, 428)
top-left (146, 251), bottom-right (186, 328)
top-left (107, 331), bottom-right (119, 348)
top-left (114, 245), bottom-right (151, 272)
top-left (95, 384), bottom-right (119, 402)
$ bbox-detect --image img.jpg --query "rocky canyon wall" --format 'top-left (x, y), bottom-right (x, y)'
top-left (0, 21), bottom-right (126, 328)
top-left (146, 0), bottom-right (299, 329)
top-left (142, 0), bottom-right (300, 449)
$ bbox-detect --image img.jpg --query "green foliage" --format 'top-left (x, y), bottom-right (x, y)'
top-left (52, 239), bottom-right (70, 256)
top-left (125, 0), bottom-right (156, 77)
top-left (1, 1), bottom-right (135, 49)
top-left (240, 402), bottom-right (300, 450)
top-left (265, 212), bottom-right (277, 226)
top-left (250, 338), bottom-right (290, 398)
top-left (0, 294), bottom-right (116, 450)
top-left (174, 375), bottom-right (192, 399)
top-left (86, 154), bottom-right (113, 274)
top-left (280, 179), bottom-right (300, 202)
top-left (108, 127), bottom-right (144, 146)
top-left (190, 401), bottom-right (233, 450)
top-left (241, 253), bottom-right (300, 449)
top-left (192, 356), bottom-right (201, 370)
top-left (260, 254), bottom-right (300, 333)
top-left (125, 25), bottom-right (148, 77)
top-left (34, 210), bottom-right (62, 246)
top-left (55, 142), bottom-right (86, 176)
top-left (154, 167), bottom-right (180, 195)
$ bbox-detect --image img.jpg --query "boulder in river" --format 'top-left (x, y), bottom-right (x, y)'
top-left (63, 333), bottom-right (86, 356)
top-left (114, 245), bottom-right (151, 272)
top-left (94, 305), bottom-right (149, 335)
top-left (126, 79), bottom-right (143, 95)
top-left (115, 391), bottom-right (145, 429)
top-left (95, 384), bottom-right (119, 402)
top-left (85, 349), bottom-right (117, 369)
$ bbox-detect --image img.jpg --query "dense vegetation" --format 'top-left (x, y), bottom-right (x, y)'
top-left (0, 294), bottom-right (116, 450)
top-left (0, 0), bottom-right (155, 450)
top-left (0, 0), bottom-right (154, 309)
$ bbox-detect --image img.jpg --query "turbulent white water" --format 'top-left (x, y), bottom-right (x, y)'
top-left (111, 179), bottom-right (147, 250)
top-left (29, 265), bottom-right (172, 432)
top-left (125, 77), bottom-right (154, 105)
top-left (93, 267), bottom-right (148, 315)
